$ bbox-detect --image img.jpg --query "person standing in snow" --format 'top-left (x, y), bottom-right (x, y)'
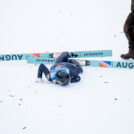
top-left (121, 0), bottom-right (134, 59)
top-left (36, 52), bottom-right (88, 86)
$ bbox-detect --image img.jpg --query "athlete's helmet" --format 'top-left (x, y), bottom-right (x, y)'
top-left (55, 70), bottom-right (70, 86)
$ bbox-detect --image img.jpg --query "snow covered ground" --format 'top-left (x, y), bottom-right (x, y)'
top-left (0, 0), bottom-right (134, 134)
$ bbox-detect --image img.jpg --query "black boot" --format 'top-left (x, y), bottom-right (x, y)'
top-left (121, 48), bottom-right (134, 59)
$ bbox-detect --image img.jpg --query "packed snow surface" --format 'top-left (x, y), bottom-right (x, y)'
top-left (0, 0), bottom-right (134, 134)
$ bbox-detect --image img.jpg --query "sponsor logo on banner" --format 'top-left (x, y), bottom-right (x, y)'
top-left (116, 62), bottom-right (134, 69)
top-left (0, 54), bottom-right (24, 61)
top-left (29, 53), bottom-right (40, 57)
top-left (36, 58), bottom-right (56, 63)
top-left (99, 61), bottom-right (111, 67)
top-left (84, 52), bottom-right (103, 56)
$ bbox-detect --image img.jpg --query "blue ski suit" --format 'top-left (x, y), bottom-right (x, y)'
top-left (37, 52), bottom-right (83, 83)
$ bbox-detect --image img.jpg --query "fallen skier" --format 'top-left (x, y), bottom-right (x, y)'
top-left (36, 51), bottom-right (89, 86)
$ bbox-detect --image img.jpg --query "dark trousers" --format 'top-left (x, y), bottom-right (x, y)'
top-left (55, 52), bottom-right (70, 63)
top-left (37, 64), bottom-right (50, 79)
top-left (124, 12), bottom-right (134, 50)
top-left (68, 59), bottom-right (83, 74)
top-left (50, 52), bottom-right (83, 74)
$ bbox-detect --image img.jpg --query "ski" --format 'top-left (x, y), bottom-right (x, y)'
top-left (27, 57), bottom-right (134, 69)
top-left (0, 50), bottom-right (112, 61)
top-left (45, 50), bottom-right (112, 58)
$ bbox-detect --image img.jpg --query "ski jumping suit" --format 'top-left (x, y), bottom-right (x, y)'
top-left (37, 52), bottom-right (83, 83)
